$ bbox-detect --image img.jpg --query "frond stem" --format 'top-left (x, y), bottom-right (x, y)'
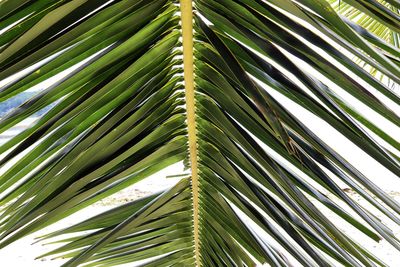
top-left (180, 0), bottom-right (200, 266)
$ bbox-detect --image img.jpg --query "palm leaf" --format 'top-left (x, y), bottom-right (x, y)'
top-left (328, 0), bottom-right (400, 83)
top-left (0, 0), bottom-right (399, 266)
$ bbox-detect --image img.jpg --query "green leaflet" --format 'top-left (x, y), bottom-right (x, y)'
top-left (0, 0), bottom-right (399, 266)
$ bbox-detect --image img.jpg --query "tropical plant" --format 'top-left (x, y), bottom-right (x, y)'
top-left (0, 0), bottom-right (399, 266)
top-left (328, 0), bottom-right (400, 84)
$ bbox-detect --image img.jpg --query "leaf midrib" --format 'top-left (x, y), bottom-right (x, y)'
top-left (180, 0), bottom-right (201, 266)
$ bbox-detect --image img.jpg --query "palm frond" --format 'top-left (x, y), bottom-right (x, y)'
top-left (328, 0), bottom-right (400, 83)
top-left (0, 0), bottom-right (399, 266)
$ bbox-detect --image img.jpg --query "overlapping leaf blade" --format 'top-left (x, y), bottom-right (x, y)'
top-left (0, 0), bottom-right (399, 266)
